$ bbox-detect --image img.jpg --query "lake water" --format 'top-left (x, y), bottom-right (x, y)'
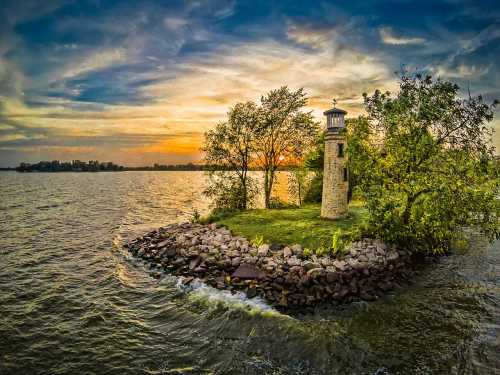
top-left (1, 171), bottom-right (499, 374)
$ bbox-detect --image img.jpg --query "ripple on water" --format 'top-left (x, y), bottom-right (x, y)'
top-left (0, 171), bottom-right (499, 375)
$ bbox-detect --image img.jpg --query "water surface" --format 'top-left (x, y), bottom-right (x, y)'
top-left (1, 171), bottom-right (499, 374)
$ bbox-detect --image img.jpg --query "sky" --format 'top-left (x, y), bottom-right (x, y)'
top-left (1, 0), bottom-right (499, 167)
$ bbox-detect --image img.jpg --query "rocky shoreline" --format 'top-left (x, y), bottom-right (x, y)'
top-left (124, 222), bottom-right (414, 308)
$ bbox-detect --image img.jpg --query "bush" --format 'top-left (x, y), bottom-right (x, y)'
top-left (204, 172), bottom-right (257, 210)
top-left (268, 197), bottom-right (297, 209)
top-left (303, 173), bottom-right (323, 203)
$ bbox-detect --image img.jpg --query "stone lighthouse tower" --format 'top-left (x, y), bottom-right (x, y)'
top-left (321, 100), bottom-right (348, 219)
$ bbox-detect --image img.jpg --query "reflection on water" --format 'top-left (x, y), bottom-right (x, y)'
top-left (0, 171), bottom-right (499, 374)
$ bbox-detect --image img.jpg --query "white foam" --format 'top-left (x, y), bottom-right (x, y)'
top-left (175, 276), bottom-right (277, 313)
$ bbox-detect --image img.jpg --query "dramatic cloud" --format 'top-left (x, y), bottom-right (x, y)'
top-left (0, 0), bottom-right (499, 167)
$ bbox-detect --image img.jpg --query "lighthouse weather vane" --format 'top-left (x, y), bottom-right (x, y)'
top-left (332, 98), bottom-right (337, 108)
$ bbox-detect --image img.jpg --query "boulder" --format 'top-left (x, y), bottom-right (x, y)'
top-left (333, 260), bottom-right (347, 271)
top-left (157, 240), bottom-right (169, 248)
top-left (246, 286), bottom-right (257, 298)
top-left (165, 247), bottom-right (177, 257)
top-left (307, 268), bottom-right (325, 279)
top-left (291, 244), bottom-right (303, 256)
top-left (257, 244), bottom-right (270, 256)
top-left (283, 247), bottom-right (292, 258)
top-left (189, 256), bottom-right (202, 270)
top-left (231, 257), bottom-right (241, 267)
top-left (232, 264), bottom-right (266, 280)
top-left (303, 261), bottom-right (321, 271)
top-left (287, 256), bottom-right (301, 267)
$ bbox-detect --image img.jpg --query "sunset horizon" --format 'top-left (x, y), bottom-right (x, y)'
top-left (1, 0), bottom-right (499, 167)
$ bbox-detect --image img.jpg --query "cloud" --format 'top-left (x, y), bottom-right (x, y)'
top-left (434, 63), bottom-right (492, 79)
top-left (143, 26), bottom-right (395, 120)
top-left (163, 17), bottom-right (189, 30)
top-left (61, 48), bottom-right (128, 79)
top-left (379, 27), bottom-right (426, 45)
top-left (286, 25), bottom-right (332, 50)
top-left (1, 0), bottom-right (499, 166)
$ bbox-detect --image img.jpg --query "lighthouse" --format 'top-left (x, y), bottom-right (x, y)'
top-left (321, 100), bottom-right (348, 219)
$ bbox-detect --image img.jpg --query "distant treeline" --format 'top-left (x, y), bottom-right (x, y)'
top-left (13, 160), bottom-right (305, 172)
top-left (16, 160), bottom-right (125, 172)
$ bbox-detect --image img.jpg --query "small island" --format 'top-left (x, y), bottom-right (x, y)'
top-left (125, 74), bottom-right (499, 309)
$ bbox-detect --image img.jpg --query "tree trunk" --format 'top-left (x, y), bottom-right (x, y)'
top-left (264, 170), bottom-right (270, 208)
top-left (402, 190), bottom-right (429, 225)
top-left (264, 168), bottom-right (275, 208)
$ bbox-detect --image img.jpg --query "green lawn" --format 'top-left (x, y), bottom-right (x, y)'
top-left (214, 201), bottom-right (368, 250)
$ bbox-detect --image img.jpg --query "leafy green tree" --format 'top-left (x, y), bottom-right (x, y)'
top-left (349, 74), bottom-right (499, 253)
top-left (202, 102), bottom-right (260, 209)
top-left (255, 87), bottom-right (319, 208)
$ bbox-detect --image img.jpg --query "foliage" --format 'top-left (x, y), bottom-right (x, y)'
top-left (268, 197), bottom-right (297, 209)
top-left (252, 234), bottom-right (264, 247)
top-left (203, 102), bottom-right (260, 209)
top-left (202, 87), bottom-right (319, 210)
top-left (203, 172), bottom-right (257, 210)
top-left (314, 245), bottom-right (330, 257)
top-left (190, 209), bottom-right (201, 223)
top-left (16, 160), bottom-right (124, 172)
top-left (349, 74), bottom-right (500, 253)
top-left (287, 166), bottom-right (310, 206)
top-left (302, 248), bottom-right (314, 257)
top-left (331, 230), bottom-right (345, 255)
top-left (255, 87), bottom-right (320, 208)
top-left (214, 202), bottom-right (367, 250)
top-left (303, 173), bottom-right (323, 203)
top-left (200, 207), bottom-right (238, 224)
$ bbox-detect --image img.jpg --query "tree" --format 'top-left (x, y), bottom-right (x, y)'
top-left (255, 87), bottom-right (319, 208)
top-left (202, 102), bottom-right (260, 209)
top-left (287, 166), bottom-right (310, 206)
top-left (349, 74), bottom-right (499, 253)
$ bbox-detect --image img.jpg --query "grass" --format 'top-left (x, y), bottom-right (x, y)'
top-left (212, 201), bottom-right (368, 250)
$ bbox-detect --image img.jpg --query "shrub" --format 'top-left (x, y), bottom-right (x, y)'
top-left (252, 234), bottom-right (264, 247)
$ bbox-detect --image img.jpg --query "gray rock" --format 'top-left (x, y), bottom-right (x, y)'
top-left (283, 247), bottom-right (292, 258)
top-left (303, 261), bottom-right (321, 271)
top-left (287, 256), bottom-right (301, 267)
top-left (231, 257), bottom-right (241, 267)
top-left (291, 244), bottom-right (303, 256)
top-left (246, 286), bottom-right (257, 298)
top-left (232, 264), bottom-right (266, 279)
top-left (157, 240), bottom-right (169, 248)
top-left (307, 268), bottom-right (325, 279)
top-left (165, 248), bottom-right (177, 257)
top-left (257, 244), bottom-right (270, 256)
top-left (320, 257), bottom-right (333, 267)
top-left (189, 256), bottom-right (202, 270)
top-left (387, 251), bottom-right (399, 261)
top-left (325, 271), bottom-right (338, 283)
top-left (333, 260), bottom-right (347, 271)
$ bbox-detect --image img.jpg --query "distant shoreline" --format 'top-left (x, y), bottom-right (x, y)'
top-left (7, 169), bottom-right (206, 173)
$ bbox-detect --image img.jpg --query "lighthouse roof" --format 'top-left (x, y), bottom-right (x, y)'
top-left (323, 107), bottom-right (347, 116)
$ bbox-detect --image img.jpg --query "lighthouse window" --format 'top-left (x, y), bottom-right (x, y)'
top-left (338, 143), bottom-right (344, 157)
top-left (343, 168), bottom-right (348, 181)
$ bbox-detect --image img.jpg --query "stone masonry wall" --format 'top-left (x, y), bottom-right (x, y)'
top-left (321, 132), bottom-right (348, 219)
